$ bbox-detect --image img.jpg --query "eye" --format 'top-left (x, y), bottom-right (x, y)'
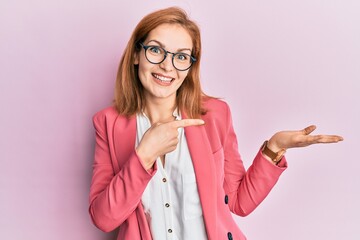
top-left (148, 46), bottom-right (162, 54)
top-left (176, 53), bottom-right (189, 61)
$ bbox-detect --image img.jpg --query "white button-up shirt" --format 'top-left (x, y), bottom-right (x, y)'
top-left (136, 110), bottom-right (208, 240)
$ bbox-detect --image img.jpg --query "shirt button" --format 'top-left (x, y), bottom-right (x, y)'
top-left (168, 229), bottom-right (172, 233)
top-left (227, 232), bottom-right (233, 240)
top-left (165, 203), bottom-right (170, 208)
top-left (224, 195), bottom-right (229, 204)
top-left (162, 178), bottom-right (167, 182)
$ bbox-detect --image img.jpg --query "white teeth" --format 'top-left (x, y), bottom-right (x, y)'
top-left (153, 74), bottom-right (173, 82)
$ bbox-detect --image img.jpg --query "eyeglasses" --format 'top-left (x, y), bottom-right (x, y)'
top-left (139, 43), bottom-right (196, 71)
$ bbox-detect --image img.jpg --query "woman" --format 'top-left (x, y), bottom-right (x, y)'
top-left (89, 7), bottom-right (343, 240)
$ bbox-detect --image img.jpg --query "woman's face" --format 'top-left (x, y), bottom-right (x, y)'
top-left (134, 23), bottom-right (193, 103)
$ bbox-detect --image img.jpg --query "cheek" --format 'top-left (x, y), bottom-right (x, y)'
top-left (178, 71), bottom-right (189, 82)
top-left (137, 59), bottom-right (152, 78)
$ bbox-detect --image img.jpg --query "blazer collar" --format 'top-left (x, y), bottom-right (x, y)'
top-left (182, 111), bottom-right (217, 238)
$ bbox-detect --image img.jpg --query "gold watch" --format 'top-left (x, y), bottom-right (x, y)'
top-left (262, 140), bottom-right (286, 165)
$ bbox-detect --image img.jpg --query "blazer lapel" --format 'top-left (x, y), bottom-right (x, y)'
top-left (112, 115), bottom-right (153, 239)
top-left (183, 111), bottom-right (217, 239)
top-left (113, 115), bottom-right (137, 173)
top-left (112, 112), bottom-right (217, 238)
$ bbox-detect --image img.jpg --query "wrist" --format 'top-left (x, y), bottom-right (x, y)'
top-left (267, 139), bottom-right (284, 153)
top-left (135, 147), bottom-right (156, 170)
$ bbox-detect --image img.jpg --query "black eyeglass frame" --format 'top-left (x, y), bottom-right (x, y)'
top-left (139, 42), bottom-right (197, 71)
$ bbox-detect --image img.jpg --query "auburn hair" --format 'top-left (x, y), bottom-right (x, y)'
top-left (114, 7), bottom-right (209, 118)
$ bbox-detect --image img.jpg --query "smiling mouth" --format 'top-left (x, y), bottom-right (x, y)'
top-left (152, 73), bottom-right (174, 85)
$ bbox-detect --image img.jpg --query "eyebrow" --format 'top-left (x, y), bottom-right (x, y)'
top-left (146, 39), bottom-right (192, 53)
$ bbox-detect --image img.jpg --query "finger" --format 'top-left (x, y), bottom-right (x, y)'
top-left (303, 135), bottom-right (344, 145)
top-left (302, 125), bottom-right (316, 135)
top-left (173, 119), bottom-right (205, 128)
top-left (314, 135), bottom-right (344, 143)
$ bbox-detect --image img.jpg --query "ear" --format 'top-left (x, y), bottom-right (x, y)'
top-left (134, 51), bottom-right (139, 65)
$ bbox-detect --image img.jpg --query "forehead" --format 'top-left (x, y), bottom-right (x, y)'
top-left (145, 23), bottom-right (193, 50)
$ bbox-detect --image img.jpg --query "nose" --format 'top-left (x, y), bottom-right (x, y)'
top-left (159, 53), bottom-right (174, 72)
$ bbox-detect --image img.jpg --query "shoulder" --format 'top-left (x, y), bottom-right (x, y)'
top-left (92, 106), bottom-right (119, 123)
top-left (92, 106), bottom-right (131, 132)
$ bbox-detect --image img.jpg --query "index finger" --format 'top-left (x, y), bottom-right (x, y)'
top-left (173, 119), bottom-right (205, 128)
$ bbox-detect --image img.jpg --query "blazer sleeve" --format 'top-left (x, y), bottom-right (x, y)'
top-left (88, 112), bottom-right (156, 232)
top-left (222, 103), bottom-right (287, 216)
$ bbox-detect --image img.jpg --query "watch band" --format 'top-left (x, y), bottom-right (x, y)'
top-left (262, 141), bottom-right (286, 165)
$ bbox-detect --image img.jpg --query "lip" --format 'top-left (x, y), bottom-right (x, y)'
top-left (152, 73), bottom-right (175, 86)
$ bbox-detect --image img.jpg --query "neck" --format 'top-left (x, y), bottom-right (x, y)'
top-left (143, 95), bottom-right (177, 124)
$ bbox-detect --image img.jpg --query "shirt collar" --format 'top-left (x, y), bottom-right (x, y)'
top-left (140, 108), bottom-right (181, 121)
top-left (172, 108), bottom-right (181, 121)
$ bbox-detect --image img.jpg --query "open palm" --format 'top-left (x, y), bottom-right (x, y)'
top-left (267, 125), bottom-right (343, 152)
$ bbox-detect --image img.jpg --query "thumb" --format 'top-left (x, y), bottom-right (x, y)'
top-left (302, 125), bottom-right (317, 135)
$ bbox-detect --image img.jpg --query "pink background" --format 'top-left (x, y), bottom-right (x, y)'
top-left (1, 0), bottom-right (359, 239)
